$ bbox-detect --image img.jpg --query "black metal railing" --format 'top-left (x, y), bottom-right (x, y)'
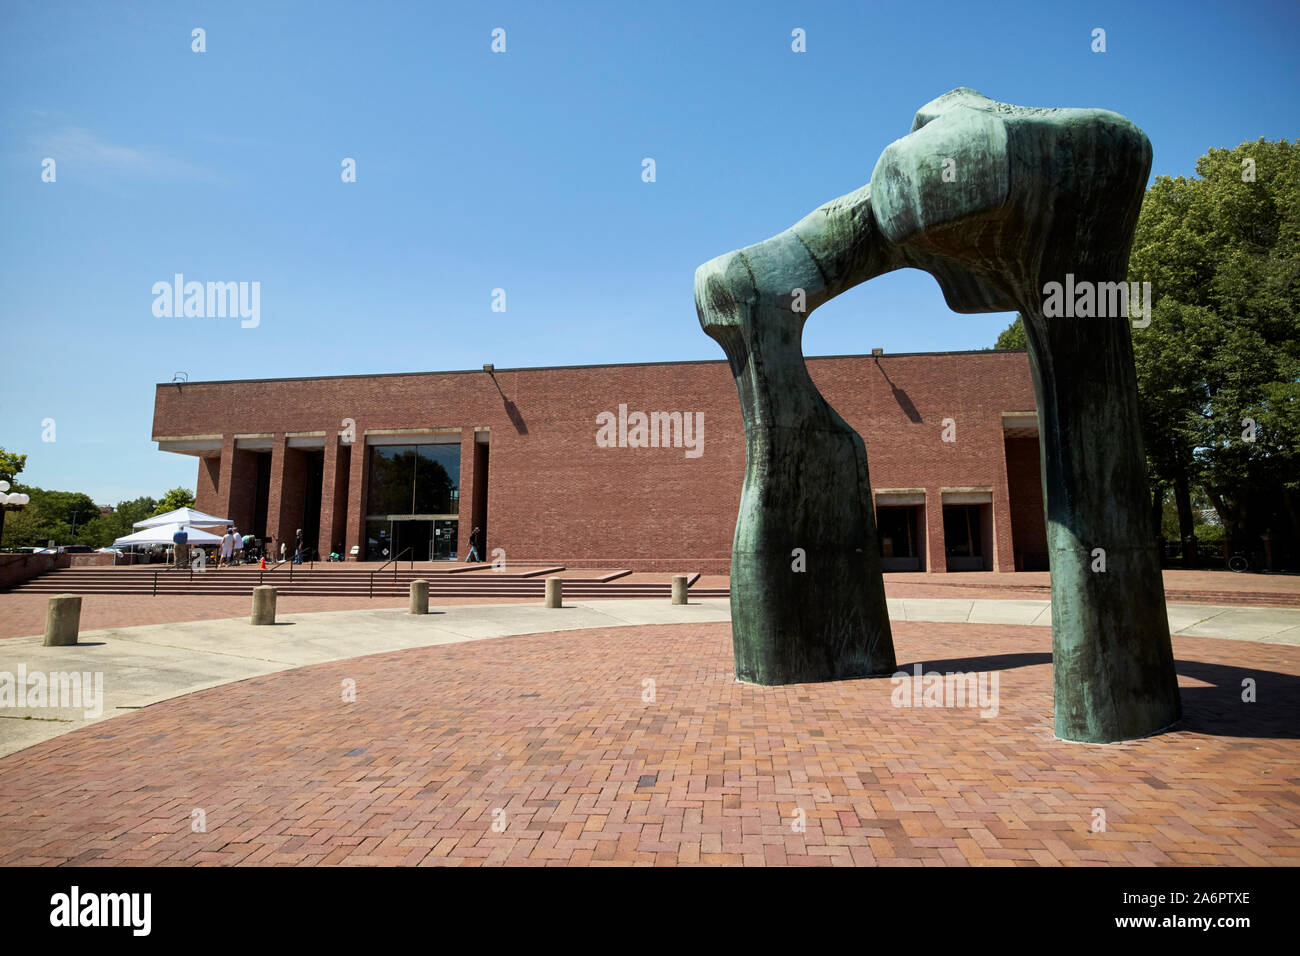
top-left (370, 547), bottom-right (414, 598)
top-left (259, 555), bottom-right (297, 586)
top-left (152, 563), bottom-right (194, 596)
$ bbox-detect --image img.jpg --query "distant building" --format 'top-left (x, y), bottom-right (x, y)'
top-left (151, 350), bottom-right (1048, 573)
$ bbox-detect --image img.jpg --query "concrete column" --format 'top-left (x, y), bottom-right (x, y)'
top-left (545, 577), bottom-right (562, 608)
top-left (214, 434), bottom-right (238, 521)
top-left (409, 579), bottom-right (429, 614)
top-left (196, 455), bottom-right (221, 515)
top-left (264, 434), bottom-right (289, 550)
top-left (267, 436), bottom-right (307, 555)
top-left (345, 435), bottom-right (368, 561)
top-left (212, 437), bottom-right (258, 534)
top-left (319, 435), bottom-right (350, 561)
top-left (42, 594), bottom-right (81, 646)
top-left (251, 586), bottom-right (276, 625)
top-left (457, 428), bottom-right (478, 560)
top-left (924, 491), bottom-right (946, 573)
top-left (672, 575), bottom-right (688, 605)
top-left (992, 442), bottom-right (1017, 572)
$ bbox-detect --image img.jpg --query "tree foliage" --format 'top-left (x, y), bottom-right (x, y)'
top-left (994, 314), bottom-right (1027, 350)
top-left (0, 449), bottom-right (26, 485)
top-left (1128, 137), bottom-right (1299, 556)
top-left (0, 445), bottom-right (169, 550)
top-left (151, 487), bottom-right (196, 516)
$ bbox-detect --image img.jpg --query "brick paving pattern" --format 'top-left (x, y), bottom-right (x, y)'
top-left (0, 621), bottom-right (1295, 866)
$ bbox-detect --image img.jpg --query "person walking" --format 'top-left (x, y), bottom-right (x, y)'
top-left (466, 526), bottom-right (482, 563)
top-left (219, 527), bottom-right (234, 568)
top-left (279, 540), bottom-right (287, 563)
top-left (294, 528), bottom-right (305, 565)
top-left (232, 528), bottom-right (243, 565)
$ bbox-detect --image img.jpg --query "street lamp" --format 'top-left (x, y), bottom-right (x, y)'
top-left (0, 480), bottom-right (31, 549)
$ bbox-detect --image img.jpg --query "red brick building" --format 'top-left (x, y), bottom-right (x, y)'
top-left (151, 350), bottom-right (1048, 574)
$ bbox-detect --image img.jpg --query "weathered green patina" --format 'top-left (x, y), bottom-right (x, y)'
top-left (695, 89), bottom-right (1182, 743)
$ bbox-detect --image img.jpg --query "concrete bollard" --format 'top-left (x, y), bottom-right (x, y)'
top-left (43, 594), bottom-right (82, 646)
top-left (409, 579), bottom-right (429, 615)
top-left (545, 577), bottom-right (562, 608)
top-left (251, 585), bottom-right (277, 625)
top-left (672, 575), bottom-right (689, 605)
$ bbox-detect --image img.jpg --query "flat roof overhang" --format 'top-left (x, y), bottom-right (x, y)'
top-left (1001, 411), bottom-right (1039, 438)
top-left (154, 435), bottom-right (222, 457)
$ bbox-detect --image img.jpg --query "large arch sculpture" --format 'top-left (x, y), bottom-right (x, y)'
top-left (694, 89), bottom-right (1182, 744)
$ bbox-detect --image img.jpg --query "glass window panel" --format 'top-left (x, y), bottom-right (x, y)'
top-left (414, 444), bottom-right (459, 515)
top-left (367, 445), bottom-right (417, 516)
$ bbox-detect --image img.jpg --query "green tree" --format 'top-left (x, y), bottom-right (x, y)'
top-left (74, 495), bottom-right (161, 548)
top-left (1, 499), bottom-right (50, 549)
top-left (0, 448), bottom-right (29, 549)
top-left (994, 314), bottom-right (1027, 350)
top-left (1128, 138), bottom-right (1299, 561)
top-left (115, 496), bottom-right (160, 530)
top-left (1, 486), bottom-right (100, 547)
top-left (150, 487), bottom-right (196, 516)
top-left (0, 448), bottom-right (26, 484)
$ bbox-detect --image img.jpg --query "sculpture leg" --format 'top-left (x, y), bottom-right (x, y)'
top-left (1023, 311), bottom-right (1182, 742)
top-left (695, 191), bottom-right (898, 684)
top-left (729, 409), bottom-right (895, 684)
top-left (870, 88), bottom-right (1183, 742)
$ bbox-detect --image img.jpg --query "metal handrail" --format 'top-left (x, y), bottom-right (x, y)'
top-left (253, 546), bottom-right (317, 586)
top-left (259, 556), bottom-right (295, 586)
top-left (370, 547), bottom-right (414, 598)
top-left (153, 563), bottom-right (194, 597)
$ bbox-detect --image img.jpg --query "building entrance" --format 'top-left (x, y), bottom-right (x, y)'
top-left (877, 505), bottom-right (924, 571)
top-left (432, 519), bottom-right (458, 560)
top-left (369, 517), bottom-right (459, 561)
top-left (390, 519), bottom-right (432, 562)
top-left (943, 503), bottom-right (992, 571)
top-left (363, 440), bottom-right (462, 561)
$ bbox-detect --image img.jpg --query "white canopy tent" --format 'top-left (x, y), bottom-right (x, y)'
top-left (113, 522), bottom-right (224, 548)
top-left (133, 507), bottom-right (230, 530)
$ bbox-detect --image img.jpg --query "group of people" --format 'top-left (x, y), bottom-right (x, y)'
top-left (170, 526), bottom-right (311, 568)
top-left (169, 525), bottom-right (483, 566)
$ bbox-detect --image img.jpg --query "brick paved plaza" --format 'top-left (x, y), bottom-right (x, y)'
top-left (1, 619), bottom-right (1295, 866)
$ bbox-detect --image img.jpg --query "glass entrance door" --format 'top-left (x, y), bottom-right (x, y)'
top-left (365, 517), bottom-right (457, 561)
top-left (390, 519), bottom-right (432, 562)
top-left (432, 519), bottom-right (458, 560)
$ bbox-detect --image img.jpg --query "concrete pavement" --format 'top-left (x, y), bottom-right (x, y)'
top-left (2, 596), bottom-right (1298, 757)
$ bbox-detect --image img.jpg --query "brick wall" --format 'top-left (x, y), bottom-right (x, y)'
top-left (153, 351), bottom-right (1043, 573)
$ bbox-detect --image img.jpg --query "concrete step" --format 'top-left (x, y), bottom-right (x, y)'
top-left (9, 566), bottom-right (728, 600)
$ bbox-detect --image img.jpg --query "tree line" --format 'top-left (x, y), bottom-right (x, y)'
top-left (0, 448), bottom-right (195, 550)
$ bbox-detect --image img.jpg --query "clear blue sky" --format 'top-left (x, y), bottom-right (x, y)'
top-left (2, 0), bottom-right (1297, 504)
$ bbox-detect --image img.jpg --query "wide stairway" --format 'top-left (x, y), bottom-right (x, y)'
top-left (9, 563), bottom-right (729, 600)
